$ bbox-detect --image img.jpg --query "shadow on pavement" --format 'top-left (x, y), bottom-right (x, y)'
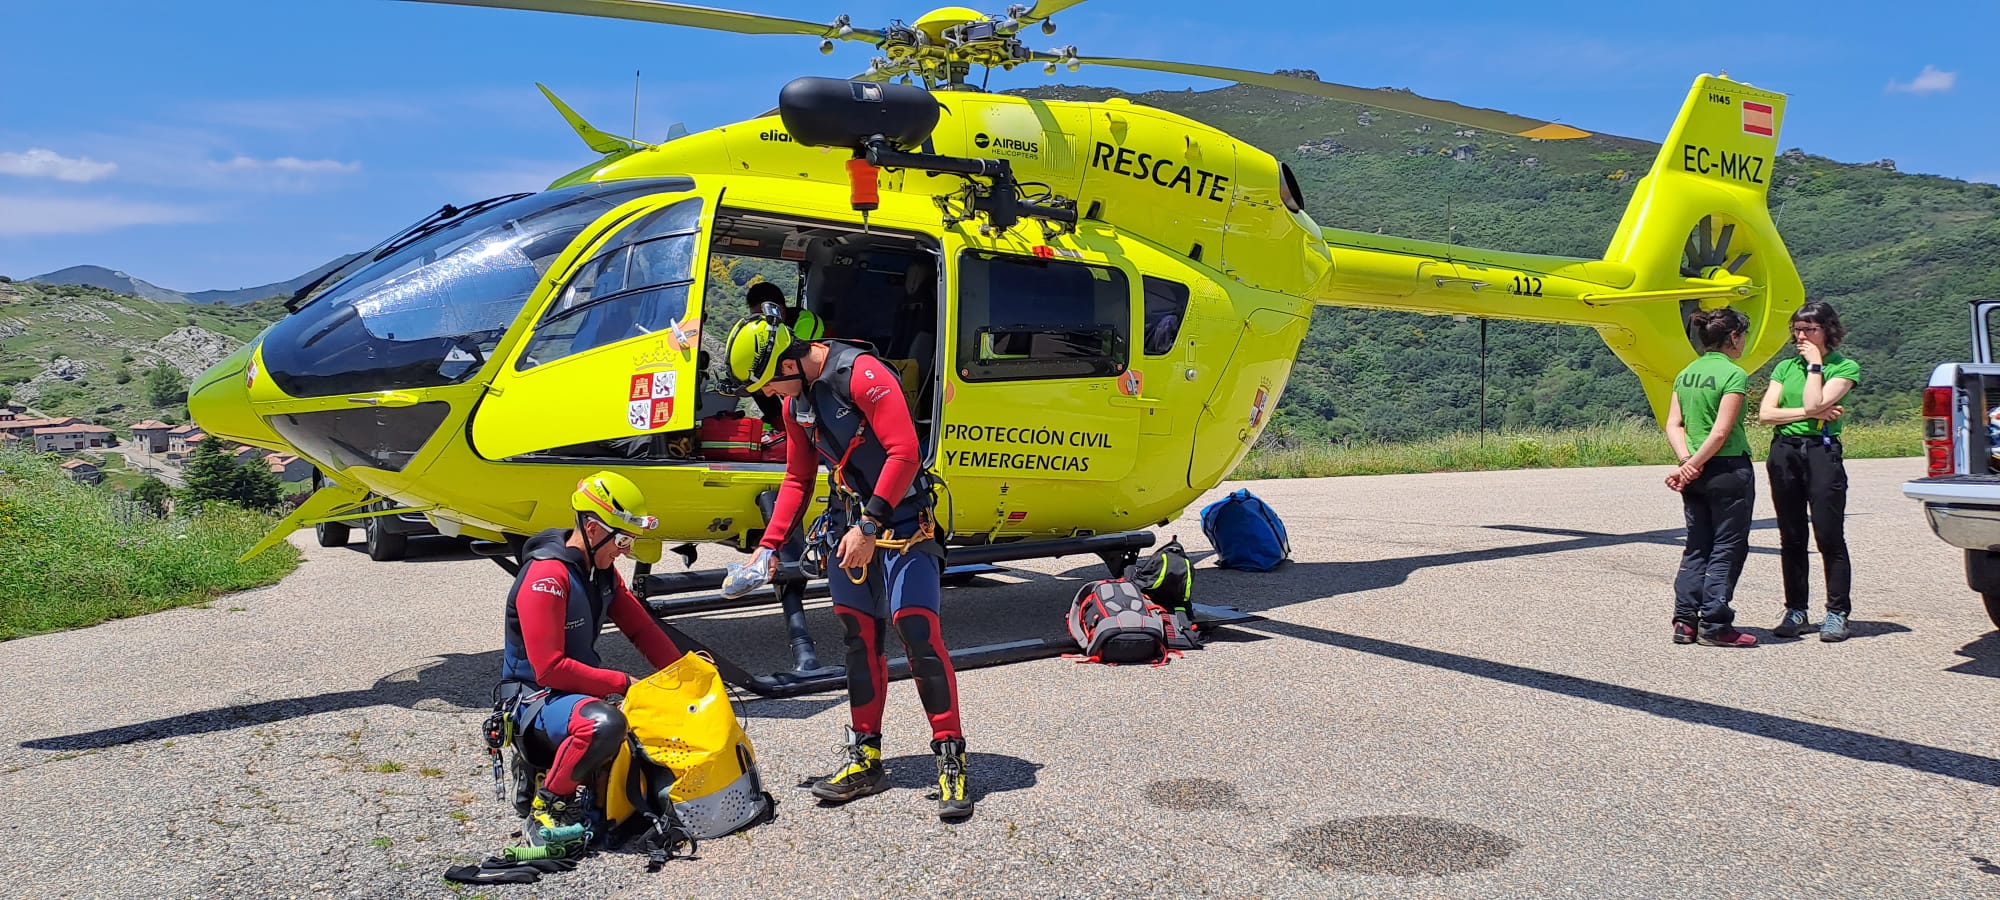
top-left (22, 651), bottom-right (502, 751)
top-left (1949, 633), bottom-right (2000, 679)
top-left (1049, 520), bottom-right (1783, 615)
top-left (1243, 617), bottom-right (2000, 789)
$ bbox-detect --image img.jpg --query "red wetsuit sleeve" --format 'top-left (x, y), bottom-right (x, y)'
top-left (608, 574), bottom-right (681, 670)
top-left (849, 355), bottom-right (920, 513)
top-left (517, 559), bottom-right (631, 697)
top-left (759, 398), bottom-right (819, 551)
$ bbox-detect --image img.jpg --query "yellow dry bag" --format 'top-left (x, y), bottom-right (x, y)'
top-left (619, 651), bottom-right (772, 840)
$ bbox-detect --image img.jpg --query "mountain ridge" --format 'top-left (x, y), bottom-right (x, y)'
top-left (24, 252), bottom-right (363, 306)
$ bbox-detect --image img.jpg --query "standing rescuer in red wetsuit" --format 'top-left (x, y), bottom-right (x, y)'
top-left (498, 471), bottom-right (682, 852)
top-left (720, 307), bottom-right (972, 820)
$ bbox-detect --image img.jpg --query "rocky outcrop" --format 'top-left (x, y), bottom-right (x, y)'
top-left (153, 326), bottom-right (237, 377)
top-left (11, 357), bottom-right (91, 405)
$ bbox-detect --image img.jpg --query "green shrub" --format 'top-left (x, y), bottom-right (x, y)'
top-left (0, 449), bottom-right (300, 639)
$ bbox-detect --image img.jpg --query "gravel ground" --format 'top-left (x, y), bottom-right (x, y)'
top-left (4, 458), bottom-right (1997, 898)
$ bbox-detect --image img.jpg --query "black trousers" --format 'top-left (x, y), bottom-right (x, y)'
top-left (1676, 455), bottom-right (1755, 632)
top-left (1767, 435), bottom-right (1852, 614)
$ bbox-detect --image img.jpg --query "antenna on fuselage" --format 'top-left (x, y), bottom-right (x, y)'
top-left (633, 70), bottom-right (641, 142)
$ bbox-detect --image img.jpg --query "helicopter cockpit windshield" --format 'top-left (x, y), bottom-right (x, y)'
top-left (258, 178), bottom-right (689, 398)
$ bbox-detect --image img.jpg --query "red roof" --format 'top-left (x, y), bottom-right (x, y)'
top-left (33, 424), bottom-right (113, 435)
top-left (59, 459), bottom-right (96, 470)
top-left (184, 433), bottom-right (208, 443)
top-left (130, 420), bottom-right (172, 430)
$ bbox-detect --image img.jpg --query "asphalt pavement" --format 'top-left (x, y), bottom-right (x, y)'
top-left (3, 458), bottom-right (1995, 898)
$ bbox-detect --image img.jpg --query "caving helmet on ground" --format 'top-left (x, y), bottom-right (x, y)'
top-left (571, 470), bottom-right (658, 534)
top-left (720, 310), bottom-right (796, 396)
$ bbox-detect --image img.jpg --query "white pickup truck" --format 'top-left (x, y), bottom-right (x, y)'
top-left (1903, 299), bottom-right (2000, 630)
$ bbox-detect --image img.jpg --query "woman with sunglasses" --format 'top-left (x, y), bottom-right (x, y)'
top-left (1758, 301), bottom-right (1859, 641)
top-left (495, 471), bottom-right (682, 854)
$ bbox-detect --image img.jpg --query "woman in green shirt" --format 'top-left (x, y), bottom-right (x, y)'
top-left (1664, 308), bottom-right (1758, 647)
top-left (1757, 301), bottom-right (1858, 642)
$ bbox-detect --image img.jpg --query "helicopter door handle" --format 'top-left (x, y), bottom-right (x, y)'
top-left (348, 392), bottom-right (419, 408)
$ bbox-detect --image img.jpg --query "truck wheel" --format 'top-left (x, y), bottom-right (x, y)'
top-left (315, 521), bottom-right (351, 547)
top-left (367, 519), bottom-right (407, 562)
top-left (1985, 593), bottom-right (2000, 631)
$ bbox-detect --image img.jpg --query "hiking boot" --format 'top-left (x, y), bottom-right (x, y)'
top-left (1820, 611), bottom-right (1850, 643)
top-left (811, 728), bottom-right (887, 803)
top-left (1697, 625), bottom-right (1758, 647)
top-left (528, 787), bottom-right (592, 857)
top-left (1673, 622), bottom-right (1696, 645)
top-left (1773, 608), bottom-right (1811, 638)
top-left (933, 738), bottom-right (973, 821)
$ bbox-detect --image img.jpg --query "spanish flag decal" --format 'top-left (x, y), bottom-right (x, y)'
top-left (1742, 101), bottom-right (1774, 137)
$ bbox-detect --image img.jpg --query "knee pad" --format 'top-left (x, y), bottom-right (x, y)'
top-left (569, 699), bottom-right (627, 776)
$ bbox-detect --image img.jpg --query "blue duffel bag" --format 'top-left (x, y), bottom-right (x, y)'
top-left (1199, 489), bottom-right (1290, 572)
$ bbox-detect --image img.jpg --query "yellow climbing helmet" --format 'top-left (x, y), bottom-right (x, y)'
top-left (571, 470), bottom-right (658, 533)
top-left (721, 310), bottom-right (795, 396)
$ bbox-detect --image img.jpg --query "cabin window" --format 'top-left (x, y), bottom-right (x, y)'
top-left (1140, 276), bottom-right (1189, 356)
top-left (954, 251), bottom-right (1129, 382)
top-left (257, 178), bottom-right (684, 397)
top-left (518, 197), bottom-right (706, 369)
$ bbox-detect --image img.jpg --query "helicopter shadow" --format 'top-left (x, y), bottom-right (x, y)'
top-left (22, 651), bottom-right (503, 752)
top-left (1051, 519), bottom-right (1784, 617)
top-left (20, 641), bottom-right (846, 754)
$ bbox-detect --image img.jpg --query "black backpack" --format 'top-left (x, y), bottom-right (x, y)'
top-left (1126, 537), bottom-right (1202, 650)
top-left (1064, 579), bottom-right (1179, 667)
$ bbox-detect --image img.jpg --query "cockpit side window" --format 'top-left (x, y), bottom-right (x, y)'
top-left (517, 198), bottom-right (705, 370)
top-left (257, 178), bottom-right (689, 398)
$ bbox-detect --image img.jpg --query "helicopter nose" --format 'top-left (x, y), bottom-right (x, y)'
top-left (188, 340), bottom-right (287, 450)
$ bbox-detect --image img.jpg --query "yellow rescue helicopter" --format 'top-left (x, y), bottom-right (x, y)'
top-left (189, 0), bottom-right (1803, 690)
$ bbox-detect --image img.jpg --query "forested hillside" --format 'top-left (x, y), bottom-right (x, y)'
top-left (1022, 81), bottom-right (2000, 443)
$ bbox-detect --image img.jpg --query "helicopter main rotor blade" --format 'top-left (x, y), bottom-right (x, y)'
top-left (1063, 54), bottom-right (1590, 139)
top-left (1021, 0), bottom-right (1091, 23)
top-left (397, 0), bottom-right (884, 43)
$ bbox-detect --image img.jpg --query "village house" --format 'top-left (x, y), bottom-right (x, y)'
top-left (231, 445), bottom-right (266, 466)
top-left (167, 424), bottom-right (206, 457)
top-left (33, 423), bottom-right (116, 453)
top-left (265, 453), bottom-right (314, 484)
top-left (130, 419), bottom-right (173, 453)
top-left (58, 459), bottom-right (103, 486)
top-left (0, 416), bottom-right (80, 439)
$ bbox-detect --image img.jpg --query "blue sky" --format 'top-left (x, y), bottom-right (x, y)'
top-left (2, 0), bottom-right (1993, 292)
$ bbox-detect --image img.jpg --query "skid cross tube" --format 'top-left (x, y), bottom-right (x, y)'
top-left (635, 530), bottom-right (1160, 697)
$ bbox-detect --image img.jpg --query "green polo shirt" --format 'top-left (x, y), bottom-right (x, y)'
top-left (1770, 353), bottom-right (1860, 437)
top-left (1673, 352), bottom-right (1750, 458)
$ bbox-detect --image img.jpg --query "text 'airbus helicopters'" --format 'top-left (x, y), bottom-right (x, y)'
top-left (189, 0), bottom-right (1803, 673)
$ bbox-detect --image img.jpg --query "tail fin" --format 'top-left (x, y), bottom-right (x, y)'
top-left (1601, 74), bottom-right (1804, 393)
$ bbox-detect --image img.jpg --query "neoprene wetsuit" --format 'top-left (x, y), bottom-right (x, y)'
top-left (500, 528), bottom-right (680, 795)
top-left (759, 342), bottom-right (962, 741)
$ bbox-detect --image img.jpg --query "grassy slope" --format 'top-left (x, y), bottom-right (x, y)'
top-left (0, 448), bottom-right (300, 640)
top-left (0, 282), bottom-right (285, 424)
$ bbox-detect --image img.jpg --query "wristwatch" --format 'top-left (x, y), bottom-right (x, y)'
top-left (857, 518), bottom-right (882, 538)
top-left (1808, 363), bottom-right (1824, 374)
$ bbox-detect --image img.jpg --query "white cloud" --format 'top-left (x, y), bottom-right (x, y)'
top-left (1888, 65), bottom-right (1957, 94)
top-left (0, 149), bottom-right (118, 183)
top-left (0, 195), bottom-right (205, 236)
top-left (210, 155), bottom-right (362, 174)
